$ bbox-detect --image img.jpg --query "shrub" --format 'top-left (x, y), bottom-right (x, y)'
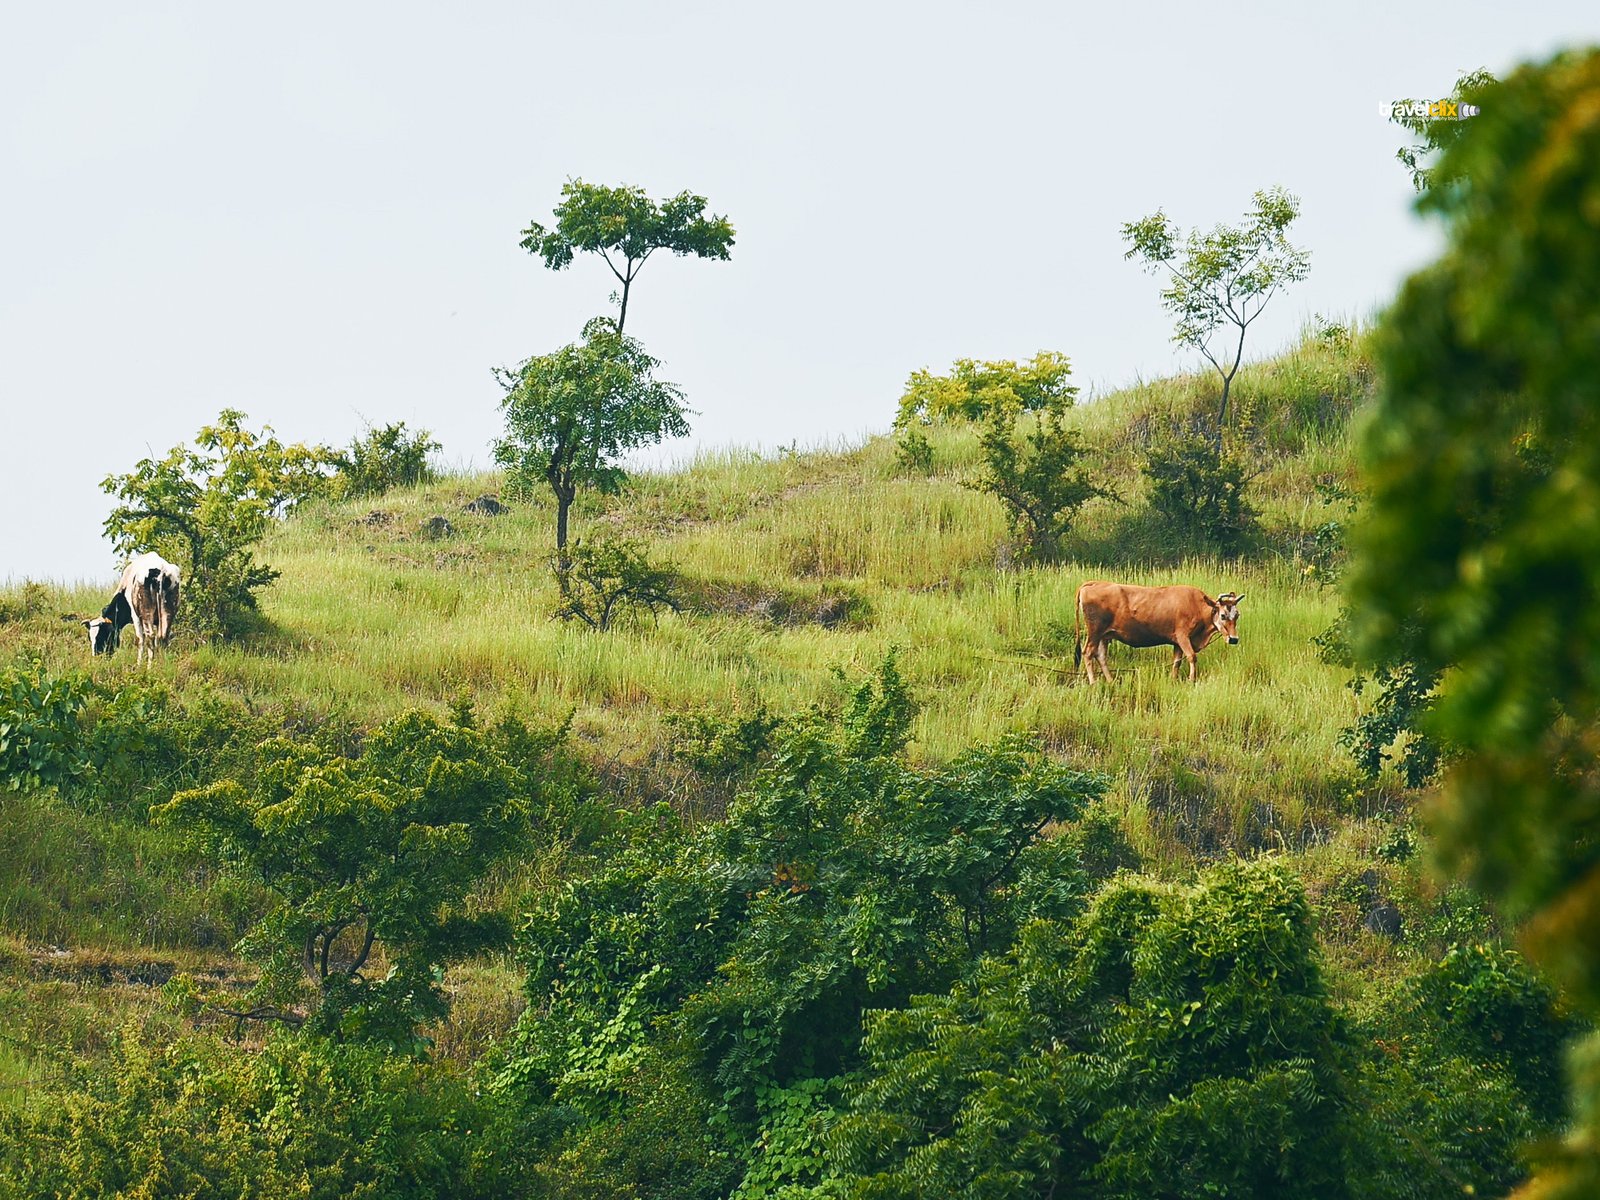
top-left (970, 398), bottom-right (1108, 562)
top-left (100, 409), bottom-right (337, 639)
top-left (0, 662), bottom-right (92, 794)
top-left (556, 534), bottom-right (680, 631)
top-left (0, 1032), bottom-right (522, 1199)
top-left (328, 421), bottom-right (440, 500)
top-left (1141, 436), bottom-right (1257, 555)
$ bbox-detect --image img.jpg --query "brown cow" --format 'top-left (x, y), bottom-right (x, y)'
top-left (1074, 582), bottom-right (1244, 683)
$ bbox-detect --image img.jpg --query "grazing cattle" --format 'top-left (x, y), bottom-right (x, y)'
top-left (83, 591), bottom-right (133, 655)
top-left (84, 552), bottom-right (181, 666)
top-left (1074, 581), bottom-right (1244, 683)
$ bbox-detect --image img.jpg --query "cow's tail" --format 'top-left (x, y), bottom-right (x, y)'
top-left (1073, 586), bottom-right (1084, 671)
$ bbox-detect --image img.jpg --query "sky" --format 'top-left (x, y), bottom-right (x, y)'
top-left (2, 2), bottom-right (1595, 584)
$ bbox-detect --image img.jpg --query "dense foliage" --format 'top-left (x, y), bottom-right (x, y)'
top-left (1141, 436), bottom-right (1257, 556)
top-left (155, 706), bottom-right (570, 1047)
top-left (1349, 48), bottom-right (1600, 1197)
top-left (328, 420), bottom-right (440, 500)
top-left (894, 351), bottom-right (1075, 427)
top-left (0, 1032), bottom-right (521, 1199)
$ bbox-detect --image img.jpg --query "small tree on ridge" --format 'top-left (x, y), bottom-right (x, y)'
top-left (494, 319), bottom-right (689, 582)
top-left (1122, 187), bottom-right (1311, 448)
top-left (521, 180), bottom-right (735, 334)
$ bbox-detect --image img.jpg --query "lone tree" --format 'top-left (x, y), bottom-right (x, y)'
top-left (101, 409), bottom-right (334, 638)
top-left (1122, 187), bottom-right (1311, 447)
top-left (520, 180), bottom-right (735, 334)
top-left (494, 318), bottom-right (688, 579)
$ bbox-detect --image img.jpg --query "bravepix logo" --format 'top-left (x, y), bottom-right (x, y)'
top-left (1387, 99), bottom-right (1480, 120)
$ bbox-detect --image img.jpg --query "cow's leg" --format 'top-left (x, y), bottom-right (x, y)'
top-left (1081, 635), bottom-right (1098, 683)
top-left (1172, 634), bottom-right (1197, 682)
top-left (1096, 638), bottom-right (1114, 683)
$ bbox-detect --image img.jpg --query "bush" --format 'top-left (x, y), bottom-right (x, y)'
top-left (153, 706), bottom-right (568, 1047)
top-left (0, 1032), bottom-right (522, 1199)
top-left (971, 399), bottom-right (1108, 562)
top-left (556, 534), bottom-right (680, 630)
top-left (1411, 942), bottom-right (1574, 1124)
top-left (101, 409), bottom-right (337, 639)
top-left (830, 862), bottom-right (1348, 1198)
top-left (328, 421), bottom-right (440, 500)
top-left (1142, 436), bottom-right (1257, 555)
top-left (0, 662), bottom-right (92, 794)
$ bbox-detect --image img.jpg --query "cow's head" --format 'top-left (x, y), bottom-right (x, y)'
top-left (1213, 591), bottom-right (1245, 644)
top-left (85, 592), bottom-right (132, 655)
top-left (84, 616), bottom-right (118, 655)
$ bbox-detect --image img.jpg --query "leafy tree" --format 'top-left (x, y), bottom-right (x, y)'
top-left (328, 420), bottom-right (440, 500)
top-left (494, 318), bottom-right (689, 580)
top-left (971, 393), bottom-right (1108, 562)
top-left (829, 862), bottom-right (1351, 1199)
top-left (556, 534), bottom-right (680, 631)
top-left (1122, 187), bottom-right (1311, 447)
top-left (1390, 68), bottom-right (1496, 192)
top-left (894, 351), bottom-right (1074, 427)
top-left (154, 706), bottom-right (562, 1047)
top-left (100, 409), bottom-right (335, 638)
top-left (521, 179), bottom-right (735, 334)
top-left (1347, 49), bottom-right (1600, 1197)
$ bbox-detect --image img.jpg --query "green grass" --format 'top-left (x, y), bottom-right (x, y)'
top-left (0, 324), bottom-right (1380, 869)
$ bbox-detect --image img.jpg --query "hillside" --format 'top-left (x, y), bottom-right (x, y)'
top-left (2, 325), bottom-right (1542, 1195)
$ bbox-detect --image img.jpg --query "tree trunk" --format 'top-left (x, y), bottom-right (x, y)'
top-left (616, 275), bottom-right (631, 335)
top-left (554, 484), bottom-right (575, 596)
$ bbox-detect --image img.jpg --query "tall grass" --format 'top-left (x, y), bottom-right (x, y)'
top-left (0, 326), bottom-right (1377, 868)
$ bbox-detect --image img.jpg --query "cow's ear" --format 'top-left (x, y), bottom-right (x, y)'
top-left (1233, 593), bottom-right (1245, 605)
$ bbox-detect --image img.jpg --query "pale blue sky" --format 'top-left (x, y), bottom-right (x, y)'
top-left (2, 2), bottom-right (1594, 583)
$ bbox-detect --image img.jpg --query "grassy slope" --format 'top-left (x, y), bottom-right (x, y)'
top-left (239, 326), bottom-right (1378, 859)
top-left (3, 327), bottom-right (1429, 1084)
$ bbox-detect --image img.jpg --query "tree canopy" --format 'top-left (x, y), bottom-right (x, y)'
top-left (894, 352), bottom-right (1075, 427)
top-left (154, 706), bottom-right (563, 1048)
top-left (1348, 48), bottom-right (1600, 1199)
top-left (1389, 68), bottom-right (1497, 192)
top-left (521, 179), bottom-right (735, 333)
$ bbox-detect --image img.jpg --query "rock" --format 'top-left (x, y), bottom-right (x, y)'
top-left (462, 494), bottom-right (508, 516)
top-left (1363, 902), bottom-right (1403, 939)
top-left (360, 510), bottom-right (393, 526)
top-left (420, 516), bottom-right (454, 540)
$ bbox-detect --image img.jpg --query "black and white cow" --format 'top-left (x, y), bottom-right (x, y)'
top-left (84, 552), bottom-right (181, 665)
